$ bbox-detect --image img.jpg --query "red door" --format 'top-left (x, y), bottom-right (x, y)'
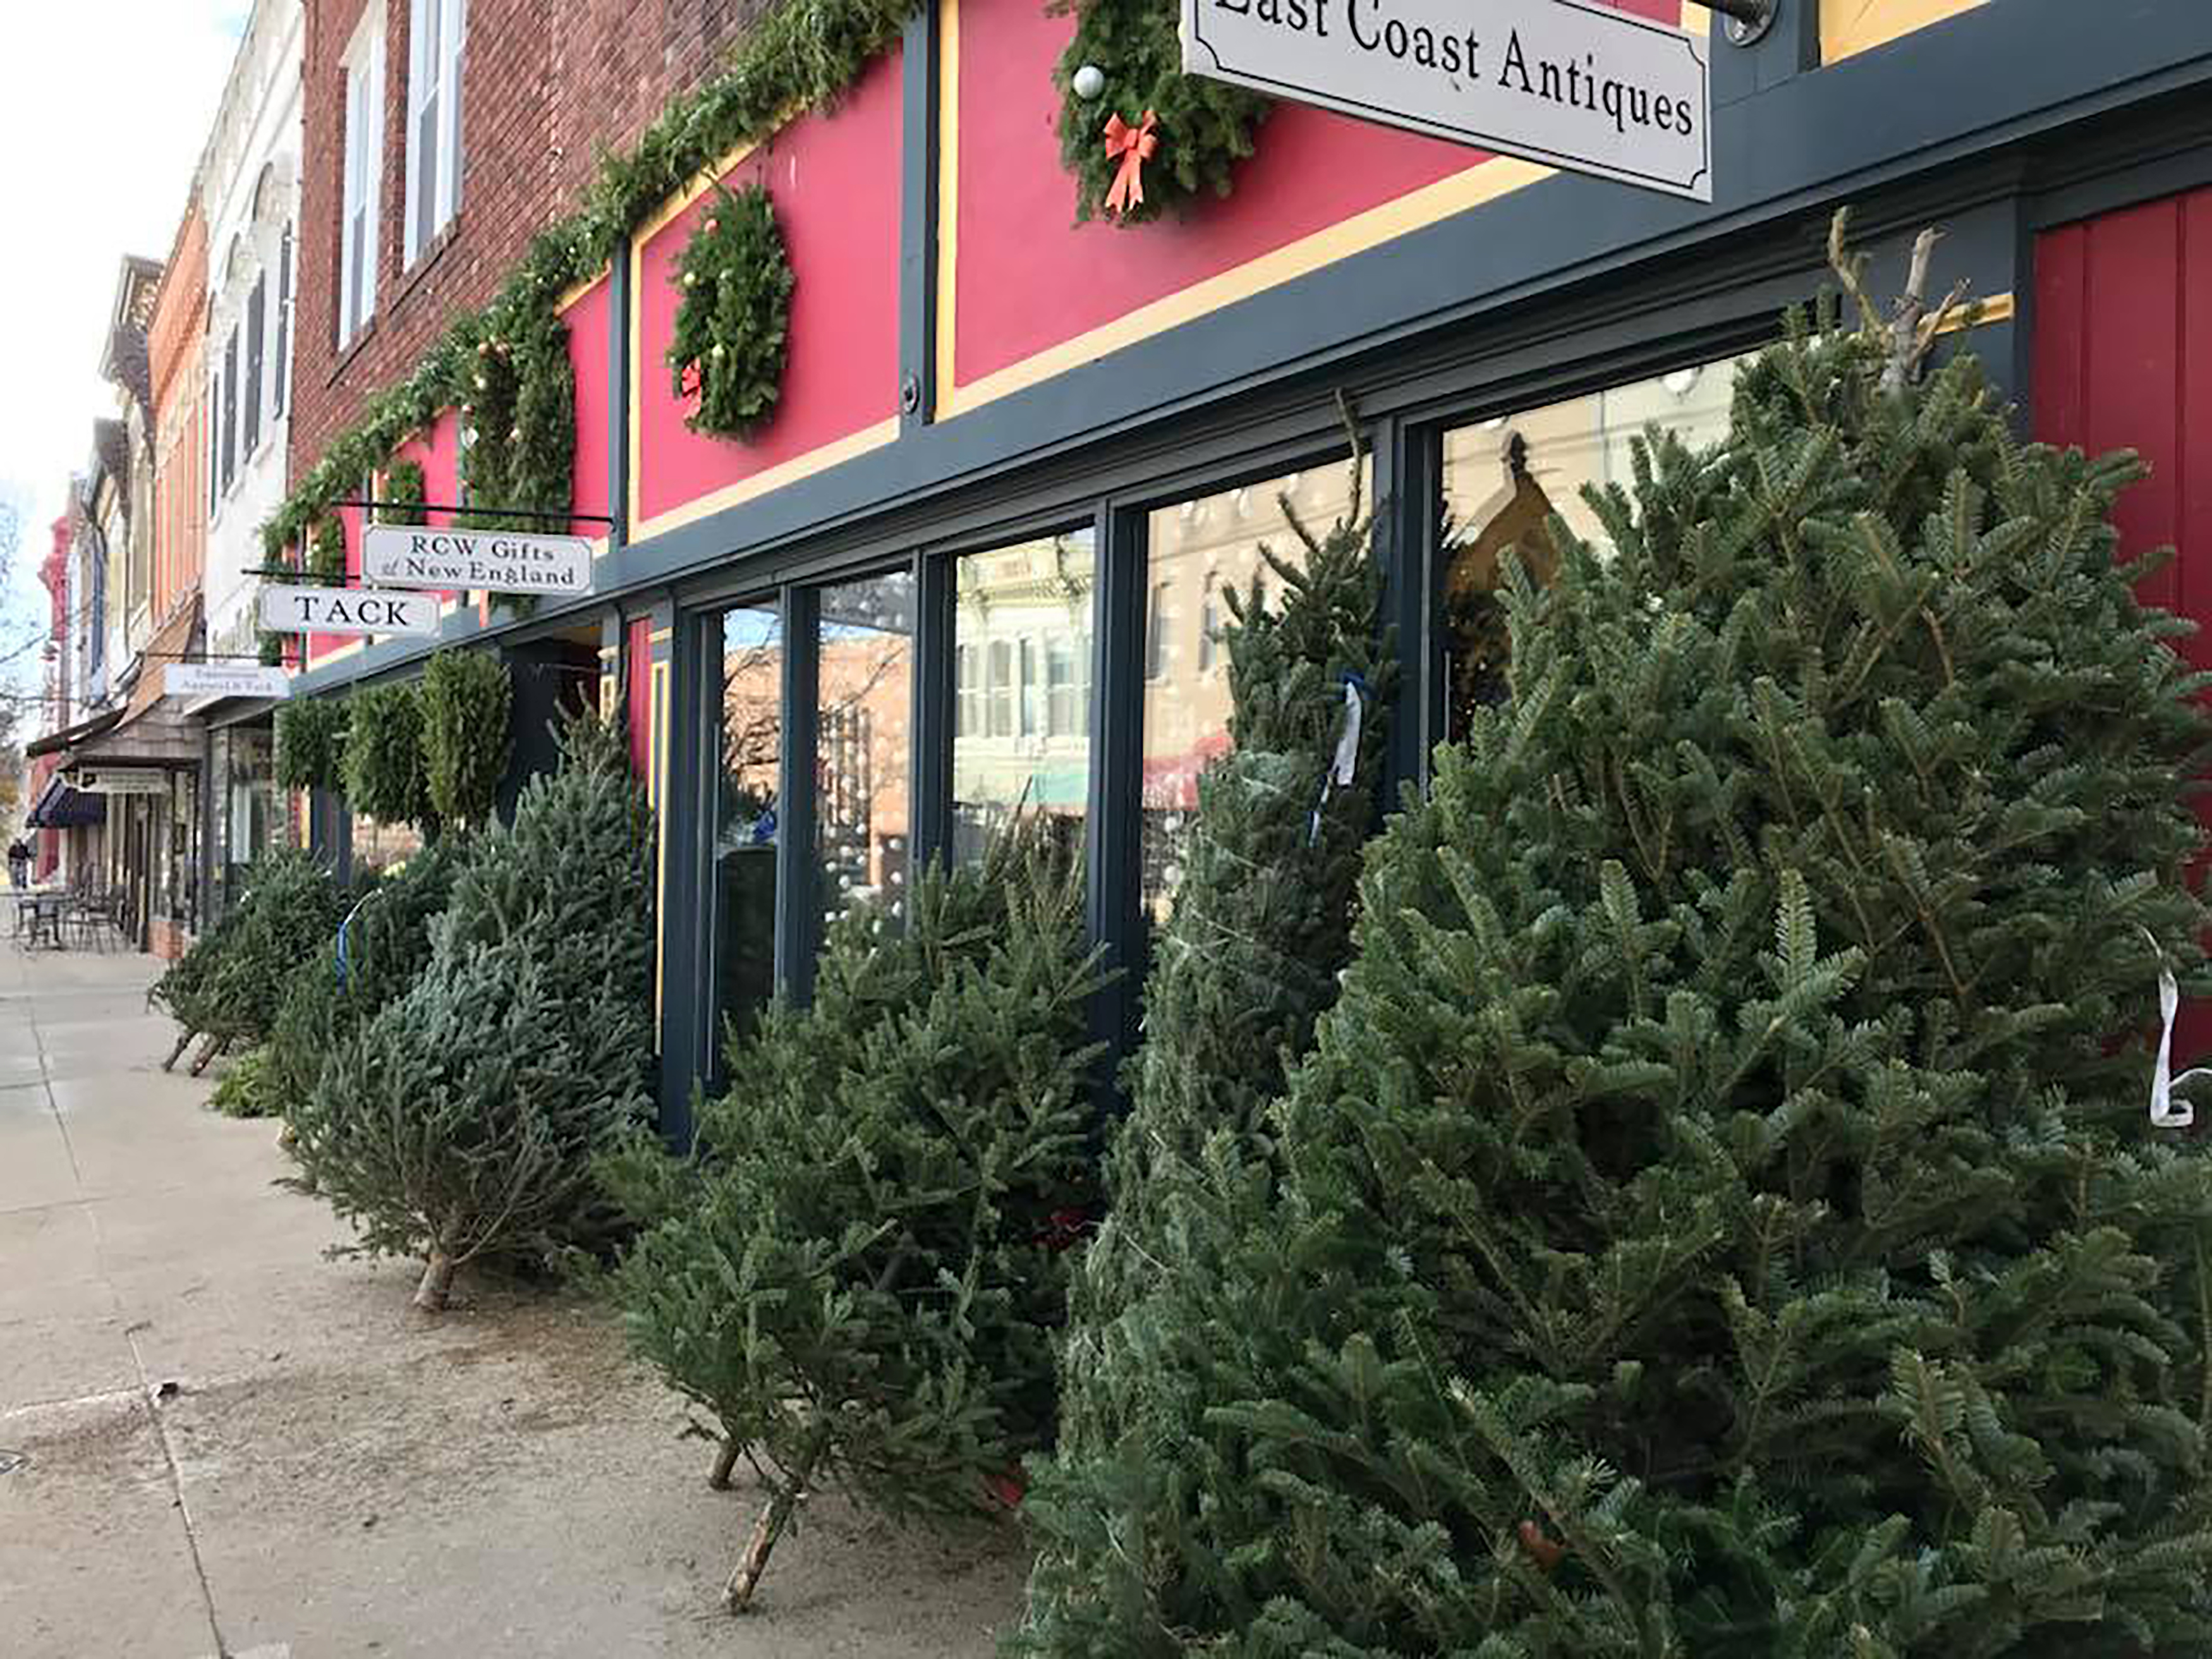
top-left (2033, 185), bottom-right (2212, 1054)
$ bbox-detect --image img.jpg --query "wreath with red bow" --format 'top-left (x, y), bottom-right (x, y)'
top-left (1051, 0), bottom-right (1269, 226)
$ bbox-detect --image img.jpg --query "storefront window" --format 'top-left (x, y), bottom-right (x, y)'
top-left (952, 529), bottom-right (1094, 871)
top-left (1440, 352), bottom-right (1749, 735)
top-left (214, 724), bottom-right (278, 913)
top-left (1139, 460), bottom-right (1364, 925)
top-left (715, 602), bottom-right (782, 1045)
top-left (818, 569), bottom-right (914, 937)
top-left (351, 811), bottom-right (424, 877)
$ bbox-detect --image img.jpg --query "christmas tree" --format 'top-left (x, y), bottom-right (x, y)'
top-left (152, 849), bottom-right (351, 1074)
top-left (1014, 441), bottom-right (1394, 1646)
top-left (264, 841), bottom-right (466, 1126)
top-left (610, 827), bottom-right (1109, 1611)
top-left (289, 709), bottom-right (655, 1311)
top-left (1011, 238), bottom-right (2212, 1654)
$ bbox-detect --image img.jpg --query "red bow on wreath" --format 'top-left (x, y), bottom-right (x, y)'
top-left (1102, 109), bottom-right (1158, 219)
top-left (678, 359), bottom-right (704, 422)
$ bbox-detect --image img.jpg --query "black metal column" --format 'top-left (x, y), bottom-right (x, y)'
top-left (775, 584), bottom-right (822, 1004)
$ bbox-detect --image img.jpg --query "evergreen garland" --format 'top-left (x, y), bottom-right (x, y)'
top-left (260, 0), bottom-right (920, 569)
top-left (420, 650), bottom-right (513, 829)
top-left (459, 305), bottom-right (574, 532)
top-left (343, 681), bottom-right (432, 827)
top-left (666, 182), bottom-right (794, 439)
top-left (1051, 0), bottom-right (1268, 225)
top-left (378, 458), bottom-right (428, 525)
top-left (274, 696), bottom-right (351, 793)
top-left (307, 514), bottom-right (348, 581)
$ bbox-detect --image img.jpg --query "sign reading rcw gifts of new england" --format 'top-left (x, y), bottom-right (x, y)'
top-left (362, 525), bottom-right (596, 597)
top-left (1181, 0), bottom-right (1711, 202)
top-left (259, 585), bottom-right (442, 638)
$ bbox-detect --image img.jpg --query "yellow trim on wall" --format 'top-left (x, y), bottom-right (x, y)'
top-left (556, 267), bottom-right (611, 316)
top-left (934, 0), bottom-right (963, 422)
top-left (1933, 290), bottom-right (2014, 334)
top-left (1821, 0), bottom-right (1984, 61)
top-left (930, 0), bottom-right (1557, 421)
top-left (651, 659), bottom-right (671, 1027)
top-left (938, 158), bottom-right (1551, 419)
top-left (629, 417), bottom-right (903, 544)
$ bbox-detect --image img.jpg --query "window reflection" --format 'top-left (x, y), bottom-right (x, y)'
top-left (716, 602), bottom-right (781, 1045)
top-left (818, 569), bottom-right (913, 937)
top-left (952, 529), bottom-right (1094, 872)
top-left (1139, 458), bottom-right (1364, 925)
top-left (1440, 352), bottom-right (1751, 736)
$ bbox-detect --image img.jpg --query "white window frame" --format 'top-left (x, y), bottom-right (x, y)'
top-left (404, 0), bottom-right (465, 267)
top-left (339, 11), bottom-right (386, 346)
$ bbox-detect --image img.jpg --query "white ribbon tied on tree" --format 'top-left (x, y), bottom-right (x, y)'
top-left (1308, 676), bottom-right (1366, 846)
top-left (2149, 932), bottom-right (2204, 1129)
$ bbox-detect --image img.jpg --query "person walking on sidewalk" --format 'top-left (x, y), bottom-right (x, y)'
top-left (8, 837), bottom-right (31, 890)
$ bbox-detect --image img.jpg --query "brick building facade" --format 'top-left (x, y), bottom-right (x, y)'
top-left (149, 204), bottom-right (209, 631)
top-left (290, 0), bottom-right (771, 485)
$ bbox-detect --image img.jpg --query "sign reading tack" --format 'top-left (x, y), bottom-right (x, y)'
top-left (362, 525), bottom-right (596, 596)
top-left (1180, 0), bottom-right (1711, 202)
top-left (260, 584), bottom-right (442, 638)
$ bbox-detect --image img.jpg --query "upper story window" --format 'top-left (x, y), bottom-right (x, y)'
top-left (339, 11), bottom-right (386, 346)
top-left (242, 272), bottom-right (267, 461)
top-left (405, 0), bottom-right (466, 265)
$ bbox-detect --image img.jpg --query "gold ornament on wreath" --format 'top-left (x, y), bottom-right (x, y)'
top-left (667, 181), bottom-right (794, 439)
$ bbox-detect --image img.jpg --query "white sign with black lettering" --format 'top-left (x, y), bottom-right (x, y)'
top-left (164, 663), bottom-right (293, 700)
top-left (76, 769), bottom-right (171, 796)
top-left (1181, 0), bottom-right (1711, 202)
top-left (362, 525), bottom-right (596, 597)
top-left (259, 585), bottom-right (442, 638)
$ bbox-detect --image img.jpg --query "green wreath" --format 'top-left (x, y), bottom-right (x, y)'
top-left (667, 181), bottom-right (794, 440)
top-left (379, 459), bottom-right (428, 526)
top-left (308, 513), bottom-right (347, 580)
top-left (1052, 0), bottom-right (1269, 226)
top-left (460, 305), bottom-right (574, 532)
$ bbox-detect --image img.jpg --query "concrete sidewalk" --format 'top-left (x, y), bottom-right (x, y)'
top-left (0, 938), bottom-right (1023, 1658)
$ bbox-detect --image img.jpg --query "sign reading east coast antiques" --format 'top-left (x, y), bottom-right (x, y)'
top-left (1181, 0), bottom-right (1712, 202)
top-left (258, 585), bottom-right (442, 638)
top-left (163, 663), bottom-right (293, 700)
top-left (362, 525), bottom-right (597, 597)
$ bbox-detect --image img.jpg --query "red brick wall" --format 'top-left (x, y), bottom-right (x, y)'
top-left (292, 0), bottom-right (773, 490)
top-left (149, 204), bottom-right (207, 629)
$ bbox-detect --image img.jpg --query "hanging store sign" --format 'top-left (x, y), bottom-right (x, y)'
top-left (259, 585), bottom-right (442, 638)
top-left (1180, 0), bottom-right (1712, 202)
top-left (361, 525), bottom-right (597, 597)
top-left (164, 663), bottom-right (293, 701)
top-left (75, 768), bottom-right (171, 796)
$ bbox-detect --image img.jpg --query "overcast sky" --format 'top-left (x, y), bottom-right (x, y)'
top-left (0, 3), bottom-right (247, 693)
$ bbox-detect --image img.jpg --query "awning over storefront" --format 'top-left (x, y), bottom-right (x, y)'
top-left (63, 703), bottom-right (202, 770)
top-left (23, 707), bottom-right (123, 760)
top-left (25, 770), bottom-right (107, 830)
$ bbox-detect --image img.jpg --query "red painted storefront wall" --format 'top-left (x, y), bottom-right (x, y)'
top-left (2033, 185), bottom-right (2212, 1052)
top-left (631, 49), bottom-right (903, 530)
top-left (946, 0), bottom-right (1685, 395)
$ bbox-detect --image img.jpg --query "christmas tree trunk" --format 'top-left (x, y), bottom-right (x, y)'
top-left (1009, 229), bottom-right (2212, 1656)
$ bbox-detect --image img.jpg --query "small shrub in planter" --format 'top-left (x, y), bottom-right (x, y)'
top-left (289, 710), bottom-right (654, 1311)
top-left (343, 681), bottom-right (432, 827)
top-left (420, 650), bottom-right (513, 830)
